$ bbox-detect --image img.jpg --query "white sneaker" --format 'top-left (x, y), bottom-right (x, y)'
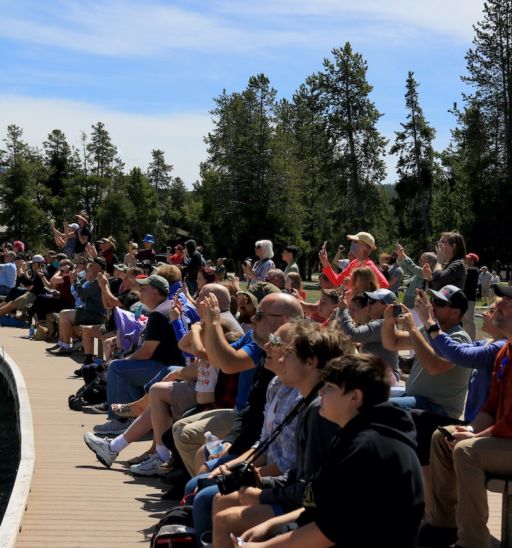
top-left (130, 453), bottom-right (167, 477)
top-left (84, 432), bottom-right (118, 468)
top-left (93, 418), bottom-right (133, 436)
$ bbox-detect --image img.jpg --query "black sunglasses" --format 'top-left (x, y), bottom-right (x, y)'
top-left (431, 298), bottom-right (449, 308)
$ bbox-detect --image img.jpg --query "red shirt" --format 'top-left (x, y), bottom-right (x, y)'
top-left (170, 253), bottom-right (183, 266)
top-left (482, 341), bottom-right (512, 437)
top-left (322, 259), bottom-right (389, 289)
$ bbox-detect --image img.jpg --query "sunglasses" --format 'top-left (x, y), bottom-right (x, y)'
top-left (268, 333), bottom-right (283, 347)
top-left (431, 298), bottom-right (450, 308)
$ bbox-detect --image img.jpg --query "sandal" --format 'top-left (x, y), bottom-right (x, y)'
top-left (110, 403), bottom-right (137, 419)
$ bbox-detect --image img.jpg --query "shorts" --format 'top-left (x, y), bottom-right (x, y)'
top-left (169, 380), bottom-right (198, 420)
top-left (75, 309), bottom-right (106, 326)
top-left (13, 291), bottom-right (36, 311)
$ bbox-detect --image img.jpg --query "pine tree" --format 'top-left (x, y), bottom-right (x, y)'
top-left (86, 122), bottom-right (118, 178)
top-left (390, 71), bottom-right (436, 249)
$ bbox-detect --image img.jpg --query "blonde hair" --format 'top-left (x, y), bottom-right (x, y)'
top-left (351, 266), bottom-right (379, 293)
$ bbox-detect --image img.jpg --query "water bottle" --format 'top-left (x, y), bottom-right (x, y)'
top-left (134, 303), bottom-right (143, 320)
top-left (28, 323), bottom-right (35, 339)
top-left (204, 431), bottom-right (224, 457)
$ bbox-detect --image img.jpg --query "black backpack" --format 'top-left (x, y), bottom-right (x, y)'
top-left (68, 376), bottom-right (107, 411)
top-left (150, 505), bottom-right (195, 547)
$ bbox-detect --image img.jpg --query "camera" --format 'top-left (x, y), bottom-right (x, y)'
top-left (216, 462), bottom-right (258, 495)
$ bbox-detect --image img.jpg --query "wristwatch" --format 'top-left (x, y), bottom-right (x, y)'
top-left (427, 322), bottom-right (441, 335)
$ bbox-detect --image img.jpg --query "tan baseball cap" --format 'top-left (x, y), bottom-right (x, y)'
top-left (347, 231), bottom-right (376, 250)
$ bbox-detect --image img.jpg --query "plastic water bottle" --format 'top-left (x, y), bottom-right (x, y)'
top-left (205, 431), bottom-right (224, 457)
top-left (134, 303), bottom-right (143, 320)
top-left (28, 323), bottom-right (35, 339)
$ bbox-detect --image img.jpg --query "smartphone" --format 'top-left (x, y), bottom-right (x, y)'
top-left (321, 240), bottom-right (328, 251)
top-left (230, 533), bottom-right (246, 546)
top-left (392, 304), bottom-right (402, 318)
top-left (437, 426), bottom-right (456, 442)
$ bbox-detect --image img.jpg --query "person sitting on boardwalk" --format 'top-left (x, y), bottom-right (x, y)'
top-left (46, 257), bottom-right (107, 356)
top-left (417, 283), bottom-right (512, 548)
top-left (239, 354), bottom-right (424, 548)
top-left (92, 274), bottom-right (185, 436)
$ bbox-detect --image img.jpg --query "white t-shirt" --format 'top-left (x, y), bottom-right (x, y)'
top-left (195, 358), bottom-right (219, 393)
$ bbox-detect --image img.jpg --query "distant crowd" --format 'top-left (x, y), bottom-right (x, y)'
top-left (1, 215), bottom-right (511, 548)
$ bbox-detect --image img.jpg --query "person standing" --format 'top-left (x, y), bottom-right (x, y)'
top-left (464, 252), bottom-right (480, 340)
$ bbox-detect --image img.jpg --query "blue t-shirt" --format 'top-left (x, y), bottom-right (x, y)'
top-left (230, 330), bottom-right (264, 410)
top-left (0, 262), bottom-right (16, 289)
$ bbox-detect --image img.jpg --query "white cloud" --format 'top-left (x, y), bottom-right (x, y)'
top-left (0, 95), bottom-right (211, 186)
top-left (0, 0), bottom-right (484, 57)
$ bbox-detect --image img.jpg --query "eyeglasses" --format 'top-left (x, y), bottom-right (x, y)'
top-left (255, 310), bottom-right (284, 321)
top-left (268, 333), bottom-right (283, 347)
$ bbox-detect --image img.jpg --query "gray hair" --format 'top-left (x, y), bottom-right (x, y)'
top-left (256, 239), bottom-right (274, 259)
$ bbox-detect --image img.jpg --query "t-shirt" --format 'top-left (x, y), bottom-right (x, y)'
top-left (230, 330), bottom-right (264, 410)
top-left (0, 262), bottom-right (16, 288)
top-left (464, 266), bottom-right (480, 301)
top-left (143, 311), bottom-right (184, 366)
top-left (388, 263), bottom-right (404, 295)
top-left (74, 226), bottom-right (91, 253)
top-left (284, 262), bottom-right (299, 274)
top-left (136, 248), bottom-right (156, 263)
top-left (406, 325), bottom-right (472, 417)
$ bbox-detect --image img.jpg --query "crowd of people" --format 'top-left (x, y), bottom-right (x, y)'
top-left (2, 218), bottom-right (511, 548)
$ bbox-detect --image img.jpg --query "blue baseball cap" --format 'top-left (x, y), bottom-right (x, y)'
top-left (143, 234), bottom-right (155, 244)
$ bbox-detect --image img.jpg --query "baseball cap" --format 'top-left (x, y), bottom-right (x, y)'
top-left (427, 285), bottom-right (468, 314)
top-left (347, 232), bottom-right (376, 250)
top-left (136, 274), bottom-right (169, 295)
top-left (29, 254), bottom-right (45, 264)
top-left (248, 281), bottom-right (281, 304)
top-left (93, 257), bottom-right (106, 270)
top-left (364, 288), bottom-right (397, 305)
top-left (466, 253), bottom-right (479, 263)
top-left (114, 263), bottom-right (128, 272)
top-left (493, 283), bottom-right (512, 298)
top-left (143, 234), bottom-right (156, 244)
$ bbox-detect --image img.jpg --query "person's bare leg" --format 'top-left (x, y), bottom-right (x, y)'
top-left (213, 504), bottom-right (276, 548)
top-left (82, 325), bottom-right (102, 355)
top-left (59, 310), bottom-right (76, 345)
top-left (212, 491), bottom-right (240, 515)
top-left (122, 406), bottom-right (153, 444)
top-left (0, 301), bottom-right (16, 317)
top-left (149, 382), bottom-right (174, 445)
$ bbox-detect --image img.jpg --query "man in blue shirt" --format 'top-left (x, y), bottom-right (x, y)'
top-left (0, 251), bottom-right (17, 296)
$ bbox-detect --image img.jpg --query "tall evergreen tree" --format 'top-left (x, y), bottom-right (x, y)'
top-left (147, 149), bottom-right (173, 193)
top-left (86, 122), bottom-right (117, 178)
top-left (390, 72), bottom-right (436, 249)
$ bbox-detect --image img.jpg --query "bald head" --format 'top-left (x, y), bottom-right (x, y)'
top-left (259, 292), bottom-right (304, 320)
top-left (199, 283), bottom-right (231, 312)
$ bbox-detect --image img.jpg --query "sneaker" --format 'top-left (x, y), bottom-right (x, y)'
top-left (73, 367), bottom-right (83, 377)
top-left (93, 418), bottom-right (132, 436)
top-left (53, 347), bottom-right (72, 356)
top-left (84, 432), bottom-right (118, 468)
top-left (130, 453), bottom-right (167, 477)
top-left (46, 343), bottom-right (61, 353)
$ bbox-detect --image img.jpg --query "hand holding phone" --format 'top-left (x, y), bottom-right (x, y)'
top-left (230, 533), bottom-right (246, 546)
top-left (392, 304), bottom-right (402, 318)
top-left (437, 426), bottom-right (456, 442)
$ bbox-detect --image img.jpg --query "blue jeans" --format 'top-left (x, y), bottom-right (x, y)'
top-left (185, 455), bottom-right (237, 544)
top-left (143, 364), bottom-right (183, 393)
top-left (0, 284), bottom-right (11, 296)
top-left (389, 395), bottom-right (447, 415)
top-left (106, 358), bottom-right (166, 419)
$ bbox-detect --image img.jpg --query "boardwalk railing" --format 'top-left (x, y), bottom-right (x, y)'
top-left (0, 347), bottom-right (35, 548)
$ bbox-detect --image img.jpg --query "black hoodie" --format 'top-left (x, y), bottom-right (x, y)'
top-left (297, 402), bottom-right (424, 548)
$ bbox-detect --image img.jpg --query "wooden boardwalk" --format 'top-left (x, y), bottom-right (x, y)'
top-left (1, 325), bottom-right (504, 547)
top-left (1, 327), bottom-right (174, 547)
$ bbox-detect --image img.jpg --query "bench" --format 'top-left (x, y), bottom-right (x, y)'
top-left (487, 475), bottom-right (512, 547)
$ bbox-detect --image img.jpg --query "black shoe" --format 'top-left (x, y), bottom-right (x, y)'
top-left (161, 484), bottom-right (186, 500)
top-left (74, 367), bottom-right (83, 377)
top-left (54, 347), bottom-right (72, 356)
top-left (88, 402), bottom-right (109, 414)
top-left (417, 523), bottom-right (458, 547)
top-left (46, 343), bottom-right (61, 353)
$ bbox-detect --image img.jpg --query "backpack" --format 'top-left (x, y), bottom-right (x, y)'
top-left (150, 505), bottom-right (195, 547)
top-left (68, 376), bottom-right (107, 411)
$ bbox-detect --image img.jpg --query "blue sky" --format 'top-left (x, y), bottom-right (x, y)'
top-left (0, 0), bottom-right (485, 185)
